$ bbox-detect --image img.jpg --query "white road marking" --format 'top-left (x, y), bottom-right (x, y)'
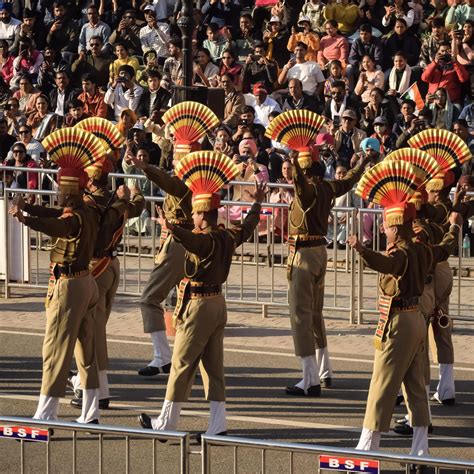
top-left (0, 393), bottom-right (472, 446)
top-left (1, 329), bottom-right (473, 372)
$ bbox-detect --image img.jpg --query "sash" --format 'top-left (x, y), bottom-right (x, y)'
top-left (287, 235), bottom-right (298, 280)
top-left (172, 277), bottom-right (190, 327)
top-left (374, 294), bottom-right (393, 351)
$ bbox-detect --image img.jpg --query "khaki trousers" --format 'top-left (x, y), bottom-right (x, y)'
top-left (419, 281), bottom-right (435, 386)
top-left (288, 246), bottom-right (328, 357)
top-left (429, 261), bottom-right (454, 364)
top-left (165, 295), bottom-right (227, 402)
top-left (42, 273), bottom-right (99, 397)
top-left (363, 310), bottom-right (429, 432)
top-left (94, 258), bottom-right (120, 370)
top-left (140, 235), bottom-right (185, 333)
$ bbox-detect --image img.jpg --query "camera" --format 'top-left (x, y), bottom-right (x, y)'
top-left (454, 29), bottom-right (463, 38)
top-left (239, 119), bottom-right (248, 127)
top-left (440, 53), bottom-right (452, 63)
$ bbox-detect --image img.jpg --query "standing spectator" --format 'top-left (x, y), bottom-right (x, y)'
top-left (382, 0), bottom-right (415, 30)
top-left (234, 13), bottom-right (263, 62)
top-left (298, 0), bottom-right (326, 34)
top-left (10, 8), bottom-right (46, 55)
top-left (78, 4), bottom-right (111, 54)
top-left (288, 16), bottom-right (320, 63)
top-left (45, 2), bottom-right (79, 64)
top-left (0, 39), bottom-right (14, 84)
top-left (202, 22), bottom-right (232, 62)
top-left (49, 70), bottom-right (77, 119)
top-left (263, 15), bottom-right (290, 66)
top-left (37, 46), bottom-right (69, 94)
top-left (242, 42), bottom-right (278, 93)
top-left (382, 18), bottom-right (420, 70)
top-left (421, 41), bottom-right (469, 106)
top-left (445, 0), bottom-right (474, 27)
top-left (108, 9), bottom-right (142, 57)
top-left (420, 17), bottom-right (448, 68)
top-left (244, 83), bottom-right (281, 127)
top-left (324, 0), bottom-right (360, 35)
top-left (71, 36), bottom-right (113, 89)
top-left (109, 41), bottom-right (140, 82)
top-left (334, 109), bottom-right (367, 168)
top-left (221, 73), bottom-right (246, 129)
top-left (77, 73), bottom-right (108, 118)
top-left (163, 37), bottom-right (184, 86)
top-left (318, 20), bottom-right (349, 72)
top-left (26, 94), bottom-right (58, 141)
top-left (278, 42), bottom-right (325, 97)
top-left (282, 77), bottom-right (319, 113)
top-left (105, 64), bottom-right (143, 121)
top-left (348, 24), bottom-right (383, 72)
top-left (0, 2), bottom-right (20, 48)
top-left (6, 125), bottom-right (45, 163)
top-left (322, 80), bottom-right (359, 122)
top-left (136, 70), bottom-right (171, 117)
top-left (216, 49), bottom-right (242, 90)
top-left (354, 55), bottom-right (384, 104)
top-left (11, 37), bottom-right (43, 86)
top-left (139, 5), bottom-right (170, 62)
top-left (193, 48), bottom-right (219, 88)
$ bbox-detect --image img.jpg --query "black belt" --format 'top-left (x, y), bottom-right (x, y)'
top-left (392, 296), bottom-right (419, 309)
top-left (54, 264), bottom-right (89, 278)
top-left (187, 283), bottom-right (222, 297)
top-left (288, 235), bottom-right (326, 249)
top-left (94, 249), bottom-right (118, 258)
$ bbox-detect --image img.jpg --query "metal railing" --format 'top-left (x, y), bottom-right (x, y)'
top-left (201, 434), bottom-right (474, 474)
top-left (0, 416), bottom-right (190, 474)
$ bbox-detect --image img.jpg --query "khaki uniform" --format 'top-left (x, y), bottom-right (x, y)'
top-left (23, 202), bottom-right (100, 397)
top-left (165, 204), bottom-right (261, 402)
top-left (288, 160), bottom-right (365, 357)
top-left (140, 165), bottom-right (193, 333)
top-left (85, 191), bottom-right (145, 370)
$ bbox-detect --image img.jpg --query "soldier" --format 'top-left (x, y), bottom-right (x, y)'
top-left (138, 151), bottom-right (264, 439)
top-left (348, 160), bottom-right (462, 459)
top-left (68, 157), bottom-right (145, 409)
top-left (9, 129), bottom-right (104, 424)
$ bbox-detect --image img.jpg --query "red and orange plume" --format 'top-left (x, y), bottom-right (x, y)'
top-left (356, 161), bottom-right (427, 226)
top-left (42, 128), bottom-right (106, 193)
top-left (175, 151), bottom-right (239, 212)
top-left (162, 102), bottom-right (219, 159)
top-left (75, 117), bottom-right (125, 152)
top-left (265, 110), bottom-right (326, 169)
top-left (408, 129), bottom-right (471, 191)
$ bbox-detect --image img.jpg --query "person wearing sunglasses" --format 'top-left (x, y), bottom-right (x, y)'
top-left (7, 142), bottom-right (38, 192)
top-left (6, 125), bottom-right (45, 164)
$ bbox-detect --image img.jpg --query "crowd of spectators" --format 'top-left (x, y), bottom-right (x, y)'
top-left (0, 0), bottom-right (473, 245)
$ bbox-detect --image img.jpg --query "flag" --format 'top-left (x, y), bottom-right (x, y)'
top-left (401, 82), bottom-right (425, 113)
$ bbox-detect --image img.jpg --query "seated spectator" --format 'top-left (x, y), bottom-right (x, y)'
top-left (420, 17), bottom-right (448, 69)
top-left (445, 0), bottom-right (474, 28)
top-left (1, 158), bottom-right (18, 189)
top-left (322, 80), bottom-right (359, 122)
top-left (385, 51), bottom-right (417, 98)
top-left (382, 0), bottom-right (415, 30)
top-left (71, 35), bottom-right (113, 88)
top-left (0, 117), bottom-right (16, 160)
top-left (108, 9), bottom-right (142, 57)
top-left (350, 136), bottom-right (381, 167)
top-left (349, 24), bottom-right (383, 73)
top-left (287, 16), bottom-right (320, 63)
top-left (0, 39), bottom-right (14, 84)
top-left (123, 122), bottom-right (160, 165)
top-left (0, 74), bottom-right (10, 105)
top-left (422, 0), bottom-right (450, 31)
top-left (421, 41), bottom-right (469, 107)
top-left (11, 8), bottom-right (44, 55)
top-left (211, 124), bottom-right (235, 157)
top-left (77, 73), bottom-right (107, 118)
top-left (8, 142), bottom-right (38, 191)
top-left (323, 60), bottom-right (349, 102)
top-left (109, 41), bottom-right (140, 83)
top-left (382, 18), bottom-right (420, 70)
top-left (136, 69), bottom-right (171, 118)
top-left (231, 105), bottom-right (271, 154)
top-left (244, 83), bottom-right (281, 127)
top-left (78, 4), bottom-right (111, 54)
top-left (263, 15), bottom-right (290, 67)
top-left (354, 55), bottom-right (385, 104)
top-left (234, 13), bottom-right (263, 62)
top-left (334, 109), bottom-right (367, 168)
top-left (8, 124), bottom-right (45, 163)
top-left (136, 49), bottom-right (160, 88)
top-left (139, 5), bottom-right (170, 62)
top-left (278, 42), bottom-right (325, 97)
top-left (358, 0), bottom-right (385, 34)
top-left (252, 0), bottom-right (281, 32)
top-left (221, 73), bottom-right (246, 129)
top-left (298, 0), bottom-right (326, 34)
top-left (203, 22), bottom-right (232, 62)
top-left (163, 37), bottom-right (184, 86)
top-left (105, 64), bottom-right (143, 122)
top-left (3, 97), bottom-right (24, 135)
top-left (26, 94), bottom-right (58, 141)
top-left (427, 86), bottom-right (459, 130)
top-left (282, 77), bottom-right (319, 113)
top-left (0, 2), bottom-right (21, 48)
top-left (371, 117), bottom-right (397, 155)
top-left (116, 108), bottom-right (138, 139)
top-left (193, 48), bottom-right (219, 88)
top-left (317, 20), bottom-right (349, 71)
top-left (392, 98), bottom-right (415, 136)
top-left (63, 98), bottom-right (89, 127)
top-left (453, 119), bottom-right (474, 175)
top-left (46, 2), bottom-right (79, 64)
top-left (12, 73), bottom-right (40, 113)
top-left (361, 87), bottom-right (395, 135)
top-left (324, 0), bottom-right (359, 35)
top-left (49, 70), bottom-right (77, 119)
top-left (459, 101), bottom-right (474, 131)
top-left (215, 49), bottom-right (242, 90)
top-left (37, 46), bottom-right (69, 94)
top-left (395, 108), bottom-right (432, 147)
top-left (11, 37), bottom-right (43, 87)
top-left (242, 41), bottom-right (279, 93)
top-left (201, 0), bottom-right (242, 31)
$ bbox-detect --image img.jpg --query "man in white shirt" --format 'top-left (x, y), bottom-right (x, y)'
top-left (244, 83), bottom-right (281, 127)
top-left (104, 64), bottom-right (143, 121)
top-left (0, 2), bottom-right (21, 47)
top-left (277, 42), bottom-right (325, 97)
top-left (139, 5), bottom-right (170, 62)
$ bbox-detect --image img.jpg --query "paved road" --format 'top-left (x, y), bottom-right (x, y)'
top-left (1, 327), bottom-right (473, 473)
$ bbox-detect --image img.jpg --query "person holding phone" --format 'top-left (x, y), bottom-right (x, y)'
top-left (287, 16), bottom-right (320, 62)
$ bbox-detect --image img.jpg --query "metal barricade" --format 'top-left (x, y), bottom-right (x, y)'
top-left (0, 416), bottom-right (189, 474)
top-left (201, 434), bottom-right (474, 474)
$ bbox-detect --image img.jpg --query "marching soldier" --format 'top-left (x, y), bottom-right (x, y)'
top-left (68, 158), bottom-right (145, 409)
top-left (138, 151), bottom-right (264, 439)
top-left (9, 128), bottom-right (104, 424)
